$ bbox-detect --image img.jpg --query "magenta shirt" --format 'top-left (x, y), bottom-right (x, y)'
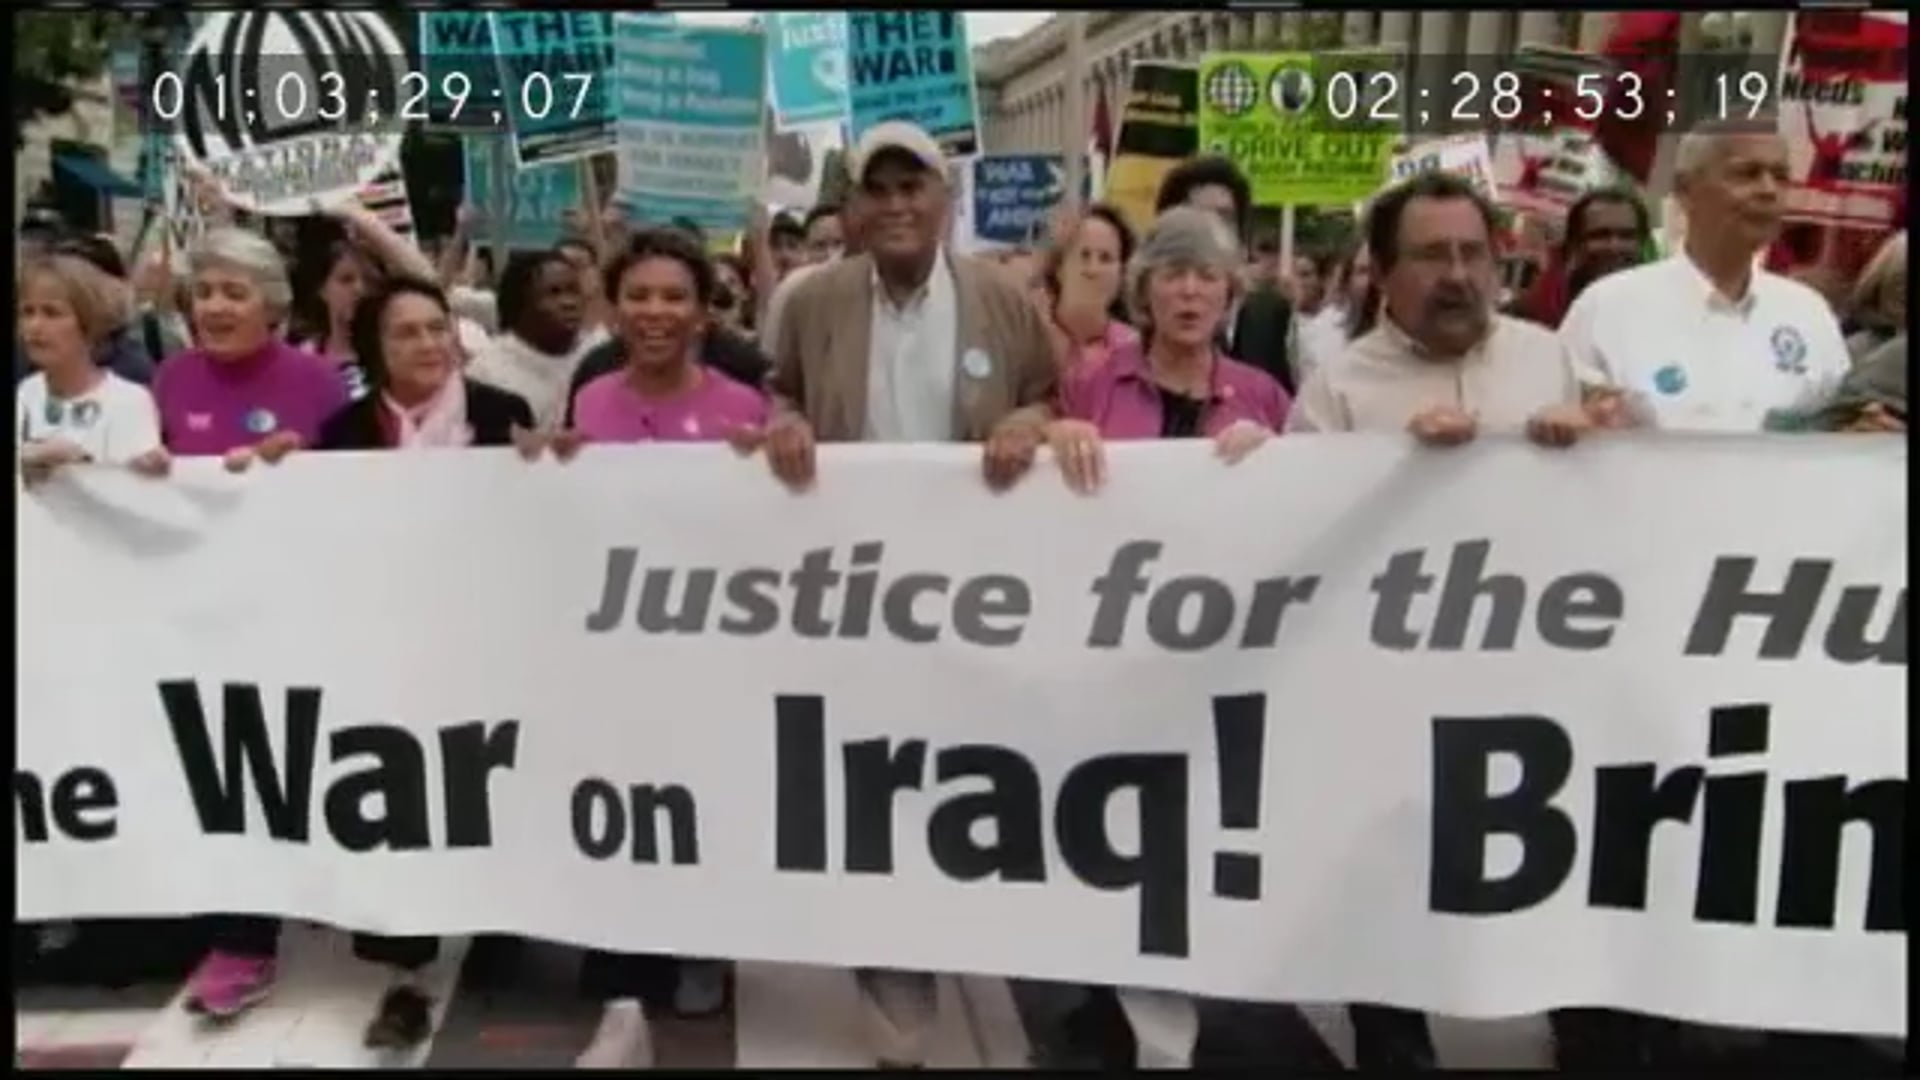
top-left (571, 368), bottom-right (769, 444)
top-left (1062, 319), bottom-right (1142, 373)
top-left (1058, 339), bottom-right (1291, 438)
top-left (153, 339), bottom-right (349, 456)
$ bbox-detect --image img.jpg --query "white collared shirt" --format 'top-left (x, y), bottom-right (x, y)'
top-left (1288, 313), bottom-right (1575, 434)
top-left (16, 371), bottom-right (162, 465)
top-left (1560, 254), bottom-right (1849, 433)
top-left (865, 252), bottom-right (958, 443)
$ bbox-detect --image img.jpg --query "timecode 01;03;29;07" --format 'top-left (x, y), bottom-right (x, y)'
top-left (1216, 60), bottom-right (1782, 135)
top-left (143, 65), bottom-right (599, 133)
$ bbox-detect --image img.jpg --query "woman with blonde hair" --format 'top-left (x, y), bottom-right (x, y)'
top-left (1846, 230), bottom-right (1905, 361)
top-left (16, 254), bottom-right (168, 483)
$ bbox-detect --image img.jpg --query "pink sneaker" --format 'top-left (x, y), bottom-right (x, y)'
top-left (185, 950), bottom-right (275, 1019)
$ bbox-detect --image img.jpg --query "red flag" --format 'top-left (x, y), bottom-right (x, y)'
top-left (1594, 12), bottom-right (1681, 185)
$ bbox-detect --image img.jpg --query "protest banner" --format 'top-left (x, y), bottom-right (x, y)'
top-left (968, 155), bottom-right (1092, 247)
top-left (462, 141), bottom-right (580, 251)
top-left (1388, 135), bottom-right (1500, 204)
top-left (1197, 52), bottom-right (1397, 208)
top-left (768, 13), bottom-right (851, 130)
top-left (847, 13), bottom-right (980, 155)
top-left (1777, 11), bottom-right (1908, 231)
top-left (417, 12), bottom-right (505, 133)
top-left (1104, 64), bottom-right (1198, 235)
top-left (168, 11), bottom-right (408, 215)
top-left (612, 17), bottom-right (766, 235)
top-left (492, 11), bottom-right (616, 169)
top-left (16, 438), bottom-right (1903, 1038)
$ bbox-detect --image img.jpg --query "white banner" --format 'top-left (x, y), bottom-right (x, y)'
top-left (16, 438), bottom-right (1905, 1036)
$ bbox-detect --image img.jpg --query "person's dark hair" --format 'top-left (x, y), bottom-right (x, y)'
top-left (770, 212), bottom-right (806, 243)
top-left (711, 252), bottom-right (751, 318)
top-left (289, 242), bottom-right (373, 346)
top-left (52, 233), bottom-right (128, 280)
top-left (1298, 247), bottom-right (1338, 279)
top-left (1154, 155), bottom-right (1252, 236)
top-left (600, 227), bottom-right (717, 309)
top-left (1365, 171), bottom-right (1499, 274)
top-left (1561, 187), bottom-right (1651, 254)
top-left (802, 204), bottom-right (840, 237)
top-left (495, 249), bottom-right (573, 338)
top-left (348, 276), bottom-right (450, 389)
top-left (1040, 203), bottom-right (1137, 324)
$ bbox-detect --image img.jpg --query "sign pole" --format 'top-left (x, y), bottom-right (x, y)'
top-left (1062, 13), bottom-right (1088, 215)
top-left (488, 138), bottom-right (512, 268)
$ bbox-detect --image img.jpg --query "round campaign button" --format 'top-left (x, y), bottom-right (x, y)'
top-left (961, 348), bottom-right (993, 381)
top-left (244, 408), bottom-right (280, 435)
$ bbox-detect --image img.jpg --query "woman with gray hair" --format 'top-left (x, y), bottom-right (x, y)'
top-left (1043, 205), bottom-right (1291, 495)
top-left (150, 226), bottom-right (348, 1022)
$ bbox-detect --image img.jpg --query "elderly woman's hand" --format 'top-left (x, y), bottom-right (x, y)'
top-left (1213, 420), bottom-right (1270, 464)
top-left (1046, 419), bottom-right (1106, 494)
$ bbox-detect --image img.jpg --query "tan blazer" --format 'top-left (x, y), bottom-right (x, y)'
top-left (768, 253), bottom-right (1056, 442)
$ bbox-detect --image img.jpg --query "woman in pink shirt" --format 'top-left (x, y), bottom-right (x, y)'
top-left (1046, 206), bottom-right (1290, 495)
top-left (554, 226), bottom-right (766, 1068)
top-left (1038, 204), bottom-right (1141, 374)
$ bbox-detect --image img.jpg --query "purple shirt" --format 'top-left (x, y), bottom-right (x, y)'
top-left (153, 339), bottom-right (349, 456)
top-left (572, 368), bottom-right (769, 444)
top-left (1059, 339), bottom-right (1291, 438)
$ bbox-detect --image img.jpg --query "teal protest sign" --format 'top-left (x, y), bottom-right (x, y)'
top-left (491, 11), bottom-right (616, 168)
top-left (847, 13), bottom-right (979, 155)
top-left (463, 141), bottom-right (583, 251)
top-left (613, 18), bottom-right (765, 234)
top-left (768, 13), bottom-right (850, 129)
top-left (418, 12), bottom-right (504, 132)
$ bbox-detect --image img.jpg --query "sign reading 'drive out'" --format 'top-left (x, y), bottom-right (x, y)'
top-left (847, 12), bottom-right (979, 155)
top-left (16, 438), bottom-right (1905, 1038)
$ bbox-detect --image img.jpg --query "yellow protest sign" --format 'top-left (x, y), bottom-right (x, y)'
top-left (1197, 51), bottom-right (1398, 208)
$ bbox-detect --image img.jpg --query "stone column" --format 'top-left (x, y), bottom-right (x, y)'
top-left (1378, 11), bottom-right (1415, 49)
top-left (1515, 12), bottom-right (1562, 49)
top-left (1745, 11), bottom-right (1788, 62)
top-left (1342, 11), bottom-right (1375, 48)
top-left (1576, 12), bottom-right (1615, 53)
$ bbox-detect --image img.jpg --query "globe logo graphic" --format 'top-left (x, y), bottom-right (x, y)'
top-left (1203, 63), bottom-right (1260, 118)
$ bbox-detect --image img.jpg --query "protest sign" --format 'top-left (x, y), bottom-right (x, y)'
top-left (417, 12), bottom-right (506, 133)
top-left (463, 141), bottom-right (580, 250)
top-left (769, 13), bottom-right (851, 129)
top-left (968, 155), bottom-right (1092, 246)
top-left (612, 17), bottom-right (766, 235)
top-left (168, 12), bottom-right (408, 215)
top-left (1777, 11), bottom-right (1908, 230)
top-left (1105, 64), bottom-right (1198, 235)
top-left (1387, 135), bottom-right (1499, 203)
top-left (847, 13), bottom-right (979, 155)
top-left (1495, 47), bottom-right (1622, 221)
top-left (16, 438), bottom-right (1903, 1037)
top-left (492, 11), bottom-right (616, 168)
top-left (1198, 52), bottom-right (1398, 208)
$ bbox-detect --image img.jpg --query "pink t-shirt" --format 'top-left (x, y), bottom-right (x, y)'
top-left (1059, 338), bottom-right (1291, 439)
top-left (571, 368), bottom-right (769, 444)
top-left (152, 339), bottom-right (349, 456)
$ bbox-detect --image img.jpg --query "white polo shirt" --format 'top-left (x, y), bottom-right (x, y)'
top-left (1559, 254), bottom-right (1850, 433)
top-left (17, 371), bottom-right (163, 465)
top-left (865, 253), bottom-right (958, 443)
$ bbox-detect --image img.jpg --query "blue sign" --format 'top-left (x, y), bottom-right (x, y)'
top-left (463, 141), bottom-right (582, 251)
top-left (417, 12), bottom-right (505, 131)
top-left (971, 155), bottom-right (1091, 245)
top-left (491, 11), bottom-right (616, 168)
top-left (613, 19), bottom-right (765, 234)
top-left (847, 13), bottom-right (978, 155)
top-left (768, 14), bottom-right (850, 128)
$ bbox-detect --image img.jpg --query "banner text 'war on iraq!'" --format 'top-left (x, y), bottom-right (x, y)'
top-left (15, 439), bottom-right (1904, 1037)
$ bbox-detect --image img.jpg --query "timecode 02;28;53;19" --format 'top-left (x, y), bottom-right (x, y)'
top-left (1208, 57), bottom-right (1784, 136)
top-left (142, 59), bottom-right (599, 135)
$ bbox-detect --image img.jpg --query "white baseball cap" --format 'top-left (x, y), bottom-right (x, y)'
top-left (848, 121), bottom-right (946, 184)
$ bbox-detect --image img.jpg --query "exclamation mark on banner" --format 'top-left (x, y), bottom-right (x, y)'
top-left (1212, 693), bottom-right (1267, 900)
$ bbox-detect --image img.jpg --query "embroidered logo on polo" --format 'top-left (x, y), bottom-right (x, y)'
top-left (1770, 326), bottom-right (1808, 375)
top-left (244, 408), bottom-right (280, 435)
top-left (1652, 365), bottom-right (1689, 396)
